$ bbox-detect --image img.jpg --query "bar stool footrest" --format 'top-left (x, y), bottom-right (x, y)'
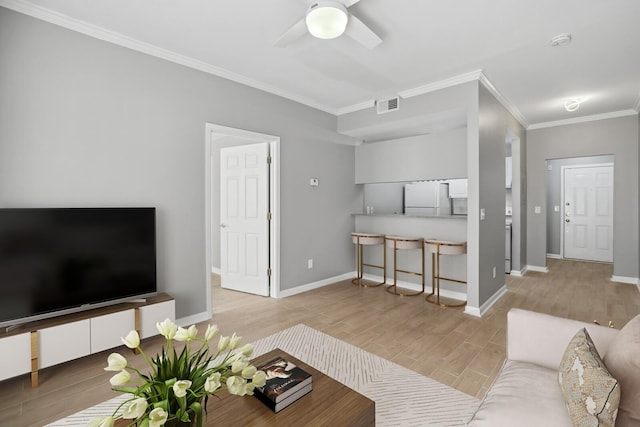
top-left (425, 293), bottom-right (467, 308)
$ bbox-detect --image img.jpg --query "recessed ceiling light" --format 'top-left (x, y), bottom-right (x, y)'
top-left (550, 33), bottom-right (572, 47)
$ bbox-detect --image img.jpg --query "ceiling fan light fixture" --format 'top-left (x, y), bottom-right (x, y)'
top-left (306, 1), bottom-right (348, 40)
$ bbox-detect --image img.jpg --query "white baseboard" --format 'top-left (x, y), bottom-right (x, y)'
top-left (176, 311), bottom-right (211, 327)
top-left (510, 266), bottom-right (527, 277)
top-left (546, 253), bottom-right (562, 259)
top-left (211, 266), bottom-right (221, 275)
top-left (527, 265), bottom-right (549, 273)
top-left (464, 285), bottom-right (507, 317)
top-left (278, 272), bottom-right (355, 298)
top-left (362, 273), bottom-right (468, 302)
top-left (610, 275), bottom-right (639, 285)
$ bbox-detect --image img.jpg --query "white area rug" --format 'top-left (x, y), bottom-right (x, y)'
top-left (48, 324), bottom-right (479, 426)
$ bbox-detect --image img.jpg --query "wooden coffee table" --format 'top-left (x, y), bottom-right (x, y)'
top-left (206, 349), bottom-right (375, 426)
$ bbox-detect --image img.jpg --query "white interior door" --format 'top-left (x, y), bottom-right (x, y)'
top-left (563, 165), bottom-right (613, 262)
top-left (220, 142), bottom-right (270, 296)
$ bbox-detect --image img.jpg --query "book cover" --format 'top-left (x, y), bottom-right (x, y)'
top-left (254, 356), bottom-right (312, 404)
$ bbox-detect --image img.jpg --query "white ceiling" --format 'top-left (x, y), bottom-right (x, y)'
top-left (4, 0), bottom-right (640, 127)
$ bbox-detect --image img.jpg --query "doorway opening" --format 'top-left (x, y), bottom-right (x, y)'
top-left (545, 155), bottom-right (614, 263)
top-left (205, 124), bottom-right (280, 317)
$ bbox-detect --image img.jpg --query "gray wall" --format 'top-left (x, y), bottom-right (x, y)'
top-left (475, 85), bottom-right (527, 305)
top-left (0, 8), bottom-right (361, 318)
top-left (545, 155), bottom-right (613, 256)
top-left (354, 129), bottom-right (467, 183)
top-left (527, 116), bottom-right (639, 278)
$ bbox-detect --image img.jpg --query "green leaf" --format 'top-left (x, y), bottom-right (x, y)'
top-left (190, 401), bottom-right (204, 427)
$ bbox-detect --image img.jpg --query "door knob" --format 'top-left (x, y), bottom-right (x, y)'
top-left (220, 223), bottom-right (228, 228)
top-left (565, 219), bottom-right (570, 223)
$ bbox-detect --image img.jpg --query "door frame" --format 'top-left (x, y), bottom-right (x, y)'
top-left (559, 162), bottom-right (614, 260)
top-left (205, 124), bottom-right (281, 316)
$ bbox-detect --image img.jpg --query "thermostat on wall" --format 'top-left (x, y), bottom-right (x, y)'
top-left (310, 178), bottom-right (319, 187)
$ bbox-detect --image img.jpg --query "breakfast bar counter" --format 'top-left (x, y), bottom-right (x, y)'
top-left (352, 213), bottom-right (468, 300)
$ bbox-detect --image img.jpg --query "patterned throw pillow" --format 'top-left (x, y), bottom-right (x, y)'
top-left (558, 328), bottom-right (620, 427)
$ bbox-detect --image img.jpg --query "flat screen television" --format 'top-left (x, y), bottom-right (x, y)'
top-left (0, 208), bottom-right (157, 329)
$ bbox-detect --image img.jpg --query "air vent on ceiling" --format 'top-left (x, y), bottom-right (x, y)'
top-left (376, 96), bottom-right (400, 115)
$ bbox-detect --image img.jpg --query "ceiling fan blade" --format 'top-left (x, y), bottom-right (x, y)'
top-left (274, 18), bottom-right (308, 47)
top-left (341, 0), bottom-right (362, 7)
top-left (344, 14), bottom-right (382, 49)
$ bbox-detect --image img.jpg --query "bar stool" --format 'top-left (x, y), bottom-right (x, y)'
top-left (351, 233), bottom-right (386, 287)
top-left (385, 236), bottom-right (425, 296)
top-left (424, 239), bottom-right (467, 307)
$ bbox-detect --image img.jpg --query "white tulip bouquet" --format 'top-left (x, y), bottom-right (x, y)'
top-left (91, 319), bottom-right (266, 427)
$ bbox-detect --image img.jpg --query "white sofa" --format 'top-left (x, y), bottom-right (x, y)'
top-left (467, 308), bottom-right (635, 426)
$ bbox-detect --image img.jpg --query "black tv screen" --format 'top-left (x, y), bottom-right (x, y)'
top-left (0, 208), bottom-right (157, 328)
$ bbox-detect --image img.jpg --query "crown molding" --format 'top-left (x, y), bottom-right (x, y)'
top-left (397, 69), bottom-right (483, 99)
top-left (337, 70), bottom-right (530, 131)
top-left (0, 0), bottom-right (339, 115)
top-left (527, 109), bottom-right (638, 130)
top-left (335, 100), bottom-right (376, 116)
top-left (338, 70), bottom-right (484, 116)
top-left (478, 73), bottom-right (529, 129)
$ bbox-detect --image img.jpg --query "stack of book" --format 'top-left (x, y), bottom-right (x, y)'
top-left (253, 355), bottom-right (313, 413)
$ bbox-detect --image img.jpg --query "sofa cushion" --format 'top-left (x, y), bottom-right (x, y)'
top-left (467, 360), bottom-right (571, 427)
top-left (604, 314), bottom-right (640, 427)
top-left (558, 328), bottom-right (620, 427)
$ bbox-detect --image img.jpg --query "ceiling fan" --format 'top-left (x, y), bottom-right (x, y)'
top-left (275, 0), bottom-right (382, 49)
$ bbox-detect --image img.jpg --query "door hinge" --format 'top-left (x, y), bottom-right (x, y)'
top-left (267, 155), bottom-right (272, 164)
top-left (267, 268), bottom-right (272, 277)
top-left (267, 212), bottom-right (272, 221)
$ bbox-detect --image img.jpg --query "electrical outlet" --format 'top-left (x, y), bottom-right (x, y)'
top-left (310, 178), bottom-right (319, 187)
top-left (535, 206), bottom-right (541, 214)
top-left (492, 266), bottom-right (496, 278)
top-left (480, 208), bottom-right (486, 220)
top-left (308, 259), bottom-right (313, 269)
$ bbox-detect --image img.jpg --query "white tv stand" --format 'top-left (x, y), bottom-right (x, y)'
top-left (0, 293), bottom-right (175, 387)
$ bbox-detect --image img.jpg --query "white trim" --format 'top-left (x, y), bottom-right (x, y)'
top-left (336, 100), bottom-right (376, 116)
top-left (205, 124), bottom-right (281, 313)
top-left (546, 253), bottom-right (562, 259)
top-left (633, 91), bottom-right (640, 112)
top-left (509, 266), bottom-right (527, 277)
top-left (0, 0), bottom-right (337, 116)
top-left (528, 110), bottom-right (638, 130)
top-left (278, 272), bottom-right (355, 298)
top-left (464, 285), bottom-right (507, 317)
top-left (478, 73), bottom-right (529, 129)
top-left (398, 69), bottom-right (483, 99)
top-left (527, 265), bottom-right (549, 273)
top-left (611, 275), bottom-right (638, 285)
top-left (175, 312), bottom-right (211, 328)
top-left (211, 266), bottom-right (221, 275)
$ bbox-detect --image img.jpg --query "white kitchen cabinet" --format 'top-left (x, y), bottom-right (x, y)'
top-left (0, 333), bottom-right (31, 381)
top-left (91, 309), bottom-right (136, 353)
top-left (447, 178), bottom-right (468, 198)
top-left (39, 320), bottom-right (91, 369)
top-left (139, 299), bottom-right (175, 339)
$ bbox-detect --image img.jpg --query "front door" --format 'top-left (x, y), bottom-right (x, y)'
top-left (563, 165), bottom-right (613, 262)
top-left (220, 142), bottom-right (270, 296)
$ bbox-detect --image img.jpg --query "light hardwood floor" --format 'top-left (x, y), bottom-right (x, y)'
top-left (2, 258), bottom-right (639, 426)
